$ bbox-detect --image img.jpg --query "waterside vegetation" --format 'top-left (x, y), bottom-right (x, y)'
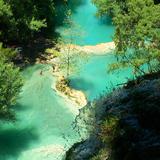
top-left (0, 0), bottom-right (160, 159)
top-left (66, 0), bottom-right (160, 160)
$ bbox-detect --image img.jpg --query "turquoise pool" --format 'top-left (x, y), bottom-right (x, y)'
top-left (56, 0), bottom-right (115, 45)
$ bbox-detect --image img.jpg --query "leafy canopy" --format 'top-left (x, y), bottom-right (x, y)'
top-left (93, 0), bottom-right (160, 76)
top-left (0, 0), bottom-right (67, 43)
top-left (0, 45), bottom-right (23, 121)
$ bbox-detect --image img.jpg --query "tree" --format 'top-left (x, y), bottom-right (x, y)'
top-left (56, 10), bottom-right (87, 78)
top-left (93, 0), bottom-right (160, 76)
top-left (0, 45), bottom-right (23, 121)
top-left (0, 0), bottom-right (48, 43)
top-left (58, 41), bottom-right (86, 77)
top-left (0, 43), bottom-right (17, 61)
top-left (0, 0), bottom-right (67, 43)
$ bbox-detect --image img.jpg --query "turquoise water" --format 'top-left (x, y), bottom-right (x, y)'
top-left (0, 65), bottom-right (81, 160)
top-left (70, 54), bottom-right (133, 101)
top-left (0, 56), bottom-right (132, 160)
top-left (56, 0), bottom-right (115, 45)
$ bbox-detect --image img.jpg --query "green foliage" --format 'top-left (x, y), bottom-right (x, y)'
top-left (100, 116), bottom-right (120, 145)
top-left (28, 18), bottom-right (47, 32)
top-left (92, 0), bottom-right (127, 17)
top-left (0, 0), bottom-right (67, 43)
top-left (0, 43), bottom-right (17, 61)
top-left (91, 148), bottom-right (110, 160)
top-left (0, 45), bottom-right (23, 121)
top-left (0, 0), bottom-right (46, 42)
top-left (45, 48), bottom-right (61, 57)
top-left (93, 0), bottom-right (160, 76)
top-left (0, 60), bottom-right (23, 121)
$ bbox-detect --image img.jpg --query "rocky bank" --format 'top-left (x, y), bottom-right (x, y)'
top-left (65, 72), bottom-right (160, 160)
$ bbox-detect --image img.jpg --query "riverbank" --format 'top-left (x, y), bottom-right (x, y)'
top-left (65, 72), bottom-right (160, 160)
top-left (36, 41), bottom-right (115, 109)
top-left (51, 74), bottom-right (87, 109)
top-left (35, 55), bottom-right (88, 109)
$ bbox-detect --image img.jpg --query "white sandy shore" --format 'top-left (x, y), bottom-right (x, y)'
top-left (46, 68), bottom-right (82, 115)
top-left (60, 42), bottom-right (115, 55)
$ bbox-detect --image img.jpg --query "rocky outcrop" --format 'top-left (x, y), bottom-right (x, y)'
top-left (65, 136), bottom-right (103, 160)
top-left (54, 76), bottom-right (87, 108)
top-left (65, 73), bottom-right (160, 160)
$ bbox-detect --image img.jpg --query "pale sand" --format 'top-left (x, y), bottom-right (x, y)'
top-left (21, 144), bottom-right (66, 160)
top-left (60, 42), bottom-right (115, 55)
top-left (33, 144), bottom-right (65, 154)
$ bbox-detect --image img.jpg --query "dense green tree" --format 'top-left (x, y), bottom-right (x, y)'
top-left (0, 45), bottom-right (23, 121)
top-left (0, 0), bottom-right (67, 43)
top-left (0, 0), bottom-right (47, 43)
top-left (0, 43), bottom-right (17, 61)
top-left (93, 0), bottom-right (160, 76)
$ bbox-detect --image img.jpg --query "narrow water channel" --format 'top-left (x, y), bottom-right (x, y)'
top-left (57, 0), bottom-right (115, 45)
top-left (0, 0), bottom-right (131, 160)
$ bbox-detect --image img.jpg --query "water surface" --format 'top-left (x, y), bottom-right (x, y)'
top-left (70, 54), bottom-right (133, 101)
top-left (0, 65), bottom-right (80, 160)
top-left (57, 0), bottom-right (115, 45)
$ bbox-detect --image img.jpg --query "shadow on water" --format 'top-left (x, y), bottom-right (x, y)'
top-left (69, 77), bottom-right (95, 92)
top-left (54, 0), bottom-right (86, 27)
top-left (0, 127), bottom-right (39, 160)
top-left (68, 0), bottom-right (86, 13)
top-left (99, 16), bottom-right (113, 26)
top-left (14, 103), bottom-right (30, 112)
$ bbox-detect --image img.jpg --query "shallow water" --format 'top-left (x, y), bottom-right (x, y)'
top-left (0, 65), bottom-right (81, 160)
top-left (0, 56), bottom-right (132, 159)
top-left (70, 54), bottom-right (133, 101)
top-left (56, 0), bottom-right (115, 45)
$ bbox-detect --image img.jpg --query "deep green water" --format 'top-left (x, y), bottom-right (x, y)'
top-left (0, 0), bottom-right (131, 160)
